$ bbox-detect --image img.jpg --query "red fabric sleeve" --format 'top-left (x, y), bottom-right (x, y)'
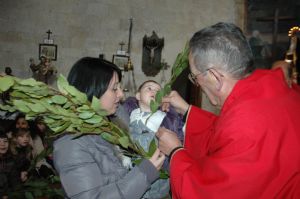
top-left (184, 106), bottom-right (217, 159)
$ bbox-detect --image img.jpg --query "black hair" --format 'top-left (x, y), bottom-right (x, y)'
top-left (14, 112), bottom-right (26, 123)
top-left (5, 67), bottom-right (12, 75)
top-left (12, 113), bottom-right (38, 138)
top-left (0, 129), bottom-right (8, 139)
top-left (67, 57), bottom-right (122, 101)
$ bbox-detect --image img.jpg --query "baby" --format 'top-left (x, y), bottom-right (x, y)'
top-left (123, 80), bottom-right (184, 199)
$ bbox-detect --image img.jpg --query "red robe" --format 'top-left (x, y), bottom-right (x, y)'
top-left (170, 69), bottom-right (300, 198)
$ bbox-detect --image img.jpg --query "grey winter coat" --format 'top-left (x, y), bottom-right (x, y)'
top-left (53, 134), bottom-right (159, 199)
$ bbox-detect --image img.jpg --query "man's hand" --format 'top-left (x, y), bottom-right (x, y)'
top-left (161, 91), bottom-right (189, 115)
top-left (156, 127), bottom-right (182, 155)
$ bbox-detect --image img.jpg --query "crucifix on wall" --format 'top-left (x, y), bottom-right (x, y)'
top-left (142, 31), bottom-right (164, 76)
top-left (44, 29), bottom-right (54, 44)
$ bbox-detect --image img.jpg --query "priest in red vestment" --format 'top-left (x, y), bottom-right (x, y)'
top-left (157, 22), bottom-right (300, 199)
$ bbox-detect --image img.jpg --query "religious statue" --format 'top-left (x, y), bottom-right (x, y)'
top-left (29, 56), bottom-right (57, 84)
top-left (142, 31), bottom-right (164, 76)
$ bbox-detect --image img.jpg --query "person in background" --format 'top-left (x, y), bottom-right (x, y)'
top-left (122, 80), bottom-right (184, 199)
top-left (10, 128), bottom-right (32, 183)
top-left (8, 113), bottom-right (54, 177)
top-left (4, 67), bottom-right (13, 76)
top-left (33, 116), bottom-right (54, 168)
top-left (53, 57), bottom-right (165, 199)
top-left (0, 130), bottom-right (21, 199)
top-left (156, 22), bottom-right (300, 198)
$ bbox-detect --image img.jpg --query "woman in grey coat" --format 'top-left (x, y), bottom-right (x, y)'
top-left (53, 57), bottom-right (165, 199)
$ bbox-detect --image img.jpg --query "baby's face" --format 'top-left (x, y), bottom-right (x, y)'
top-left (137, 82), bottom-right (161, 109)
top-left (0, 138), bottom-right (9, 155)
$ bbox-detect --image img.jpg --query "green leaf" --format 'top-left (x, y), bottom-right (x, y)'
top-left (101, 132), bottom-right (118, 144)
top-left (11, 90), bottom-right (30, 98)
top-left (0, 104), bottom-right (16, 112)
top-left (25, 192), bottom-right (34, 199)
top-left (68, 86), bottom-right (87, 104)
top-left (63, 101), bottom-right (72, 108)
top-left (50, 121), bottom-right (71, 133)
top-left (134, 142), bottom-right (148, 157)
top-left (44, 117), bottom-right (56, 124)
top-left (150, 100), bottom-right (159, 113)
top-left (79, 111), bottom-right (95, 119)
top-left (13, 100), bottom-right (30, 113)
top-left (57, 75), bottom-right (69, 95)
top-left (172, 53), bottom-right (182, 74)
top-left (26, 102), bottom-right (47, 113)
top-left (155, 90), bottom-right (163, 104)
top-left (39, 99), bottom-right (55, 111)
top-left (163, 84), bottom-right (172, 95)
top-left (51, 95), bottom-right (68, 105)
top-left (84, 114), bottom-right (102, 124)
top-left (119, 136), bottom-right (130, 148)
top-left (70, 118), bottom-right (83, 125)
top-left (148, 138), bottom-right (157, 156)
top-left (76, 105), bottom-right (91, 112)
top-left (18, 78), bottom-right (43, 86)
top-left (91, 96), bottom-right (102, 113)
top-left (47, 113), bottom-right (63, 120)
top-left (0, 76), bottom-right (14, 91)
top-left (78, 126), bottom-right (95, 133)
top-left (54, 106), bottom-right (77, 117)
top-left (159, 170), bottom-right (169, 179)
top-left (132, 158), bottom-right (143, 165)
top-left (57, 75), bottom-right (87, 104)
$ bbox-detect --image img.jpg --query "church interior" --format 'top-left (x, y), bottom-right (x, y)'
top-left (0, 0), bottom-right (299, 198)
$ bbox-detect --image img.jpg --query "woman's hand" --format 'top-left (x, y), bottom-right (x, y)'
top-left (161, 91), bottom-right (189, 115)
top-left (149, 148), bottom-right (165, 171)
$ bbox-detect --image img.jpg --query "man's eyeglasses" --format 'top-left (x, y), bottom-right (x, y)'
top-left (188, 71), bottom-right (202, 86)
top-left (188, 68), bottom-right (224, 86)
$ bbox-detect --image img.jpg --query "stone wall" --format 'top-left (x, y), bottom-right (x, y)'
top-left (0, 0), bottom-right (245, 112)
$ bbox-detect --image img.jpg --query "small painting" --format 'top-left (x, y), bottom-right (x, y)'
top-left (39, 44), bottom-right (57, 61)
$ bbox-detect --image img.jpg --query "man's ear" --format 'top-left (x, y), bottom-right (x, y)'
top-left (136, 92), bottom-right (141, 100)
top-left (209, 68), bottom-right (223, 91)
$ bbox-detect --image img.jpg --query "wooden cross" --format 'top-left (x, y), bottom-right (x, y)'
top-left (46, 29), bottom-right (52, 40)
top-left (256, 8), bottom-right (295, 59)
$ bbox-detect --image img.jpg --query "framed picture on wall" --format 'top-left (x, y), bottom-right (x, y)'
top-left (112, 54), bottom-right (129, 70)
top-left (39, 44), bottom-right (57, 61)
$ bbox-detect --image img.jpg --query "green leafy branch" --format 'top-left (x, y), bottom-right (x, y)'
top-left (149, 42), bottom-right (189, 115)
top-left (0, 75), bottom-right (149, 158)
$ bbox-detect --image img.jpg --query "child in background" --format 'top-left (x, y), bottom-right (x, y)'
top-left (33, 116), bottom-right (55, 171)
top-left (10, 114), bottom-right (55, 178)
top-left (10, 128), bottom-right (32, 182)
top-left (123, 80), bottom-right (184, 199)
top-left (0, 130), bottom-right (22, 199)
